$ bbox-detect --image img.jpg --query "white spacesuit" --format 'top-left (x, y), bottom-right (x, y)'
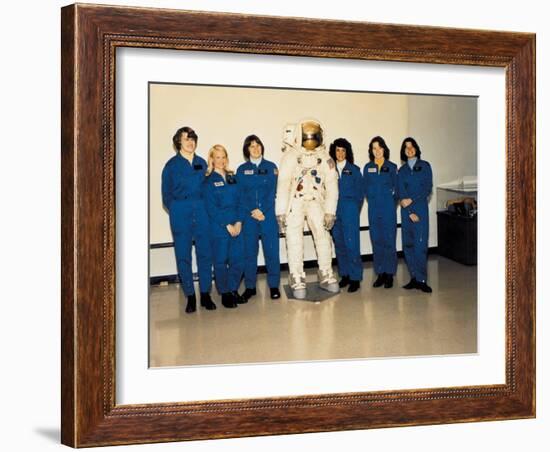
top-left (276, 119), bottom-right (340, 299)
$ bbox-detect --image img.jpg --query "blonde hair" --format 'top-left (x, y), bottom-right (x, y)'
top-left (206, 144), bottom-right (234, 176)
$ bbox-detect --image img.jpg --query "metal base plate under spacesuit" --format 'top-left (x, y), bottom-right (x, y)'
top-left (283, 283), bottom-right (340, 302)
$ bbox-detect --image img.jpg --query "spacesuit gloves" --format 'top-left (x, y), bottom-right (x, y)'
top-left (277, 215), bottom-right (287, 234)
top-left (324, 214), bottom-right (336, 230)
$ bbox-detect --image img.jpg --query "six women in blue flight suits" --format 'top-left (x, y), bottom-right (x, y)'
top-left (161, 127), bottom-right (433, 312)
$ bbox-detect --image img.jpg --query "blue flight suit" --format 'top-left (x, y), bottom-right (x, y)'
top-left (363, 160), bottom-right (398, 276)
top-left (161, 153), bottom-right (212, 296)
top-left (397, 159), bottom-right (433, 283)
top-left (236, 159), bottom-right (281, 289)
top-left (332, 161), bottom-right (364, 281)
top-left (203, 171), bottom-right (245, 295)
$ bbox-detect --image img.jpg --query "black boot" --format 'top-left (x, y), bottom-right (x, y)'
top-left (241, 287), bottom-right (257, 301)
top-left (403, 278), bottom-right (418, 290)
top-left (200, 292), bottom-right (216, 310)
top-left (221, 293), bottom-right (237, 308)
top-left (185, 294), bottom-right (197, 313)
top-left (384, 274), bottom-right (394, 289)
top-left (348, 280), bottom-right (361, 293)
top-left (232, 291), bottom-right (247, 304)
top-left (373, 273), bottom-right (386, 287)
top-left (416, 281), bottom-right (433, 293)
top-left (339, 275), bottom-right (350, 288)
top-left (270, 287), bottom-right (281, 299)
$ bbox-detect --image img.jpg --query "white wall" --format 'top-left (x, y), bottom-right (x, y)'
top-left (149, 84), bottom-right (476, 276)
top-left (149, 83), bottom-right (410, 275)
top-left (149, 83), bottom-right (409, 243)
top-left (2, 1), bottom-right (546, 452)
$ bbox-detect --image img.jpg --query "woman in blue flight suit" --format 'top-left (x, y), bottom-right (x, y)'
top-left (237, 135), bottom-right (281, 301)
top-left (397, 137), bottom-right (433, 293)
top-left (329, 138), bottom-right (364, 292)
top-left (362, 136), bottom-right (398, 289)
top-left (203, 145), bottom-right (246, 308)
top-left (161, 126), bottom-right (216, 313)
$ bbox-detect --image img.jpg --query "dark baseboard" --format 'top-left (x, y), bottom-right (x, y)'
top-left (150, 274), bottom-right (180, 285)
top-left (150, 246), bottom-right (439, 285)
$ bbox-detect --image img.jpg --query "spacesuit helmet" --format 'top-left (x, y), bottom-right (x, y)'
top-left (301, 120), bottom-right (323, 151)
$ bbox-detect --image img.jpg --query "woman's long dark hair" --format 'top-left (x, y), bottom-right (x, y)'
top-left (400, 137), bottom-right (422, 162)
top-left (368, 136), bottom-right (390, 161)
top-left (329, 138), bottom-right (354, 164)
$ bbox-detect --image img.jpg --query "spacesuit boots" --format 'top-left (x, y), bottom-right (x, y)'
top-left (289, 272), bottom-right (307, 299)
top-left (318, 269), bottom-right (339, 293)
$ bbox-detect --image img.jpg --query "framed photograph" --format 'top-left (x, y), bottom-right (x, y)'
top-left (61, 3), bottom-right (535, 447)
top-left (146, 83), bottom-right (480, 370)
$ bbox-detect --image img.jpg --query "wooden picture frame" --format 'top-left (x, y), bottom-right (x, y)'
top-left (61, 3), bottom-right (535, 447)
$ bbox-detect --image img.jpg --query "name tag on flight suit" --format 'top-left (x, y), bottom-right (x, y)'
top-left (214, 181), bottom-right (224, 187)
top-left (368, 167), bottom-right (377, 173)
top-left (244, 169), bottom-right (254, 175)
top-left (342, 169), bottom-right (352, 175)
